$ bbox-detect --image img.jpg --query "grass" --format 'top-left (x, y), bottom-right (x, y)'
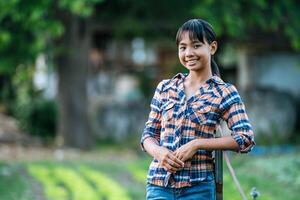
top-left (0, 162), bottom-right (34, 200)
top-left (79, 166), bottom-right (131, 200)
top-left (236, 154), bottom-right (300, 199)
top-left (28, 165), bottom-right (68, 200)
top-left (0, 151), bottom-right (299, 200)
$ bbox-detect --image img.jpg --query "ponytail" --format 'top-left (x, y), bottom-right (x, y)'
top-left (211, 58), bottom-right (220, 77)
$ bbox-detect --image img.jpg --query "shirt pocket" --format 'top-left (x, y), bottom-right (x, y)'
top-left (189, 92), bottom-right (222, 123)
top-left (161, 101), bottom-right (176, 122)
top-left (188, 105), bottom-right (211, 125)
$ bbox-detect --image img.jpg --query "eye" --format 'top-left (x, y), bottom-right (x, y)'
top-left (179, 46), bottom-right (186, 51)
top-left (194, 44), bottom-right (201, 49)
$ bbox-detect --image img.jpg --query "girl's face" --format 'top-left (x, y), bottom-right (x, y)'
top-left (178, 31), bottom-right (217, 73)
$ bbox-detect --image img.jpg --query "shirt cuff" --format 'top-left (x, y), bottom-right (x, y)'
top-left (140, 133), bottom-right (153, 152)
top-left (232, 131), bottom-right (256, 153)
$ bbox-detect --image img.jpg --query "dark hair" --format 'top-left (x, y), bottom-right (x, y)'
top-left (176, 19), bottom-right (220, 77)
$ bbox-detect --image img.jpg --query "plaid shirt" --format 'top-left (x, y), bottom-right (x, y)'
top-left (141, 73), bottom-right (255, 188)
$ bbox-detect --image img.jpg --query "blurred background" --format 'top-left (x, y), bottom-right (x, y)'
top-left (0, 0), bottom-right (300, 199)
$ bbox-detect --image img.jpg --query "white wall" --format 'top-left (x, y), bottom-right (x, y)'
top-left (251, 53), bottom-right (300, 97)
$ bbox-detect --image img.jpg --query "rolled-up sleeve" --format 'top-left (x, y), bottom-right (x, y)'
top-left (140, 81), bottom-right (164, 151)
top-left (220, 85), bottom-right (255, 153)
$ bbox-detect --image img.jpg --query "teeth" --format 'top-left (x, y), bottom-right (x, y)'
top-left (187, 60), bottom-right (197, 64)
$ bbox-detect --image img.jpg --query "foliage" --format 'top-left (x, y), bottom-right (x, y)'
top-left (24, 99), bottom-right (57, 138)
top-left (222, 153), bottom-right (300, 200)
top-left (95, 0), bottom-right (199, 40)
top-left (53, 166), bottom-right (99, 200)
top-left (0, 0), bottom-right (102, 75)
top-left (28, 165), bottom-right (68, 200)
top-left (27, 163), bottom-right (131, 200)
top-left (1, 151), bottom-right (300, 200)
top-left (250, 154), bottom-right (300, 187)
top-left (0, 0), bottom-right (58, 75)
top-left (1, 0), bottom-right (300, 146)
top-left (93, 0), bottom-right (300, 50)
top-left (0, 0), bottom-right (102, 141)
top-left (59, 0), bottom-right (100, 17)
top-left (0, 0), bottom-right (102, 115)
top-left (127, 159), bottom-right (149, 184)
top-left (126, 154), bottom-right (300, 200)
top-left (192, 0), bottom-right (300, 50)
top-left (0, 163), bottom-right (34, 200)
top-left (80, 166), bottom-right (131, 200)
top-left (12, 66), bottom-right (57, 138)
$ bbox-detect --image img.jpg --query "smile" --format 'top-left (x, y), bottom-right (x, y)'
top-left (186, 59), bottom-right (198, 65)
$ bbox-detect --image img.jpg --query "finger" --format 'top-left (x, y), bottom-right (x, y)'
top-left (177, 156), bottom-right (185, 164)
top-left (164, 163), bottom-right (179, 173)
top-left (166, 157), bottom-right (182, 168)
top-left (162, 164), bottom-right (174, 173)
top-left (171, 151), bottom-right (184, 167)
top-left (168, 153), bottom-right (184, 167)
top-left (173, 151), bottom-right (180, 159)
top-left (161, 159), bottom-right (180, 171)
top-left (180, 155), bottom-right (187, 162)
top-left (163, 167), bottom-right (175, 173)
top-left (173, 150), bottom-right (179, 157)
top-left (177, 154), bottom-right (184, 161)
top-left (173, 149), bottom-right (182, 158)
top-left (167, 156), bottom-right (181, 168)
top-left (173, 151), bottom-right (186, 165)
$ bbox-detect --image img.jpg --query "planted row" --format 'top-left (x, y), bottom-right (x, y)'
top-left (27, 164), bottom-right (131, 200)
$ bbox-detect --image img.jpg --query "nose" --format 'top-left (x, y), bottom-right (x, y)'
top-left (185, 47), bottom-right (194, 57)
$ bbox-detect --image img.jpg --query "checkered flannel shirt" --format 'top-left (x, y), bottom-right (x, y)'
top-left (141, 73), bottom-right (255, 188)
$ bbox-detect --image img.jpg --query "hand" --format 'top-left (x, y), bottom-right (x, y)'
top-left (174, 140), bottom-right (197, 162)
top-left (154, 146), bottom-right (185, 173)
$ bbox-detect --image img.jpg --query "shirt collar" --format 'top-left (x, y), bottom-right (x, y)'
top-left (206, 75), bottom-right (225, 85)
top-left (172, 73), bottom-right (224, 101)
top-left (171, 73), bottom-right (225, 86)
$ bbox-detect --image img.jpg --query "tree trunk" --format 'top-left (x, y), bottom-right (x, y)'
top-left (56, 15), bottom-right (92, 149)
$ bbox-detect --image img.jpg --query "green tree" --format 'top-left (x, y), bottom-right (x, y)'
top-left (92, 0), bottom-right (300, 49)
top-left (0, 0), bottom-right (102, 148)
top-left (1, 0), bottom-right (300, 149)
top-left (192, 0), bottom-right (300, 49)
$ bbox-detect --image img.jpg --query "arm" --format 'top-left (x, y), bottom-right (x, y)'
top-left (141, 81), bottom-right (184, 172)
top-left (174, 85), bottom-right (255, 161)
top-left (174, 136), bottom-right (239, 162)
top-left (193, 136), bottom-right (239, 151)
top-left (220, 85), bottom-right (255, 153)
top-left (143, 137), bottom-right (184, 173)
top-left (140, 82), bottom-right (164, 151)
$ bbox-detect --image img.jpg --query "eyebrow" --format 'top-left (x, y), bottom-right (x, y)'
top-left (179, 40), bottom-right (202, 46)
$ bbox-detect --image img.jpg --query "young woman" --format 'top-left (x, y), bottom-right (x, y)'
top-left (141, 19), bottom-right (255, 200)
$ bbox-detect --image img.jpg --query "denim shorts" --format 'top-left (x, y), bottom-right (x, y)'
top-left (146, 179), bottom-right (216, 200)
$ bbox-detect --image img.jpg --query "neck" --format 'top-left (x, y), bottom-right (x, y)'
top-left (186, 69), bottom-right (212, 85)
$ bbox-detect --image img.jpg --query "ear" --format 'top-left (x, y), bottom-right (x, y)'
top-left (210, 41), bottom-right (218, 55)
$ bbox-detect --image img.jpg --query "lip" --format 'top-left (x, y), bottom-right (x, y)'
top-left (185, 58), bottom-right (199, 62)
top-left (186, 59), bottom-right (198, 65)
